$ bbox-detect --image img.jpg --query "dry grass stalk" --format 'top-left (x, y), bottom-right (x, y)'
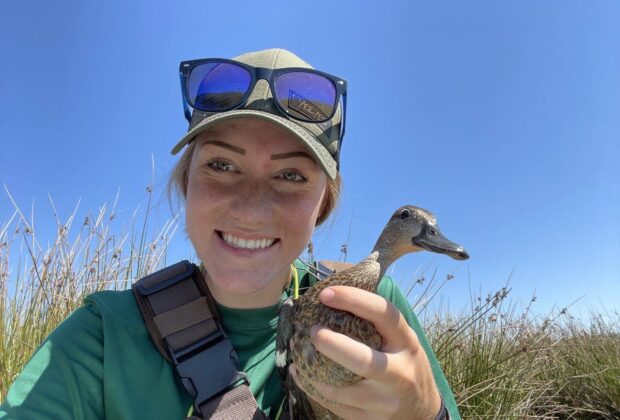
top-left (1, 193), bottom-right (618, 418)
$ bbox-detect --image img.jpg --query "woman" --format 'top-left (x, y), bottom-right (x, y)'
top-left (0, 49), bottom-right (458, 419)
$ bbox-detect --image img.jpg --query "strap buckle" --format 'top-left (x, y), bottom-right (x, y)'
top-left (168, 323), bottom-right (249, 414)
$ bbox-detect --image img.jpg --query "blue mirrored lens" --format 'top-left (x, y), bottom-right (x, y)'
top-left (274, 72), bottom-right (337, 122)
top-left (188, 62), bottom-right (252, 111)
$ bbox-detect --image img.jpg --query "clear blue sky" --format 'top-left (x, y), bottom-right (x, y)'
top-left (1, 1), bottom-right (618, 318)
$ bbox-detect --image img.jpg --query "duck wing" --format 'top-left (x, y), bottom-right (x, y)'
top-left (286, 376), bottom-right (316, 419)
top-left (276, 297), bottom-right (295, 381)
top-left (276, 297), bottom-right (317, 419)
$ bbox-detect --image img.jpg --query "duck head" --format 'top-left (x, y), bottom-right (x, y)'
top-left (374, 205), bottom-right (469, 261)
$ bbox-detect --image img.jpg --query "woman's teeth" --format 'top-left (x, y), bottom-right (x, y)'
top-left (222, 232), bottom-right (275, 250)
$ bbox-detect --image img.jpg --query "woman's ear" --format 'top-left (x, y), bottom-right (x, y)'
top-left (315, 185), bottom-right (329, 226)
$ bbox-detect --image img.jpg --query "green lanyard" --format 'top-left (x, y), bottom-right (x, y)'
top-left (290, 264), bottom-right (300, 299)
top-left (273, 395), bottom-right (287, 420)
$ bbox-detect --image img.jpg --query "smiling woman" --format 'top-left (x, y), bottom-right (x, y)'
top-left (184, 119), bottom-right (330, 309)
top-left (0, 48), bottom-right (458, 419)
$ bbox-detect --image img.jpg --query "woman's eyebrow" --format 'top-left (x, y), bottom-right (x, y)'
top-left (200, 140), bottom-right (311, 161)
top-left (201, 140), bottom-right (246, 155)
top-left (270, 151), bottom-right (314, 161)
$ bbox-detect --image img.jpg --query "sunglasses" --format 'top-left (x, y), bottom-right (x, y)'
top-left (179, 58), bottom-right (347, 139)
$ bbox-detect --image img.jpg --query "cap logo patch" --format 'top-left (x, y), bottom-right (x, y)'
top-left (288, 90), bottom-right (328, 121)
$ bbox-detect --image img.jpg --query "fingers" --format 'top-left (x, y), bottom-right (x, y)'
top-left (311, 325), bottom-right (388, 380)
top-left (318, 286), bottom-right (419, 352)
top-left (292, 362), bottom-right (441, 420)
top-left (291, 286), bottom-right (442, 419)
top-left (291, 365), bottom-right (386, 420)
top-left (310, 286), bottom-right (422, 382)
top-left (304, 391), bottom-right (368, 420)
top-left (305, 372), bottom-right (396, 412)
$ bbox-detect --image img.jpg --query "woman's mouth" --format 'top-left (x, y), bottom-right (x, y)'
top-left (218, 231), bottom-right (277, 250)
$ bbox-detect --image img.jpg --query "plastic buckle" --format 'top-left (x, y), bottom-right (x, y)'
top-left (168, 325), bottom-right (249, 414)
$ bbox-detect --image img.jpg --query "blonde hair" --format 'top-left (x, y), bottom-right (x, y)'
top-left (167, 140), bottom-right (341, 226)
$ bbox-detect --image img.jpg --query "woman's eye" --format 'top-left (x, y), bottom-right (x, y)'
top-left (206, 160), bottom-right (234, 172)
top-left (280, 170), bottom-right (306, 183)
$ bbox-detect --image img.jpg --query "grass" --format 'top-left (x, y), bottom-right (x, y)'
top-left (413, 273), bottom-right (620, 418)
top-left (1, 192), bottom-right (619, 418)
top-left (0, 188), bottom-right (179, 393)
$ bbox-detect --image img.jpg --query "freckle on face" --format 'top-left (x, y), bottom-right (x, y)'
top-left (184, 118), bottom-right (328, 307)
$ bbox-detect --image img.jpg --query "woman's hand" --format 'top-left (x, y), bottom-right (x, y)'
top-left (290, 285), bottom-right (442, 420)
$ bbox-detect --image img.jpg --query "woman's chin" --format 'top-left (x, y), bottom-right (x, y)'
top-left (205, 273), bottom-right (285, 307)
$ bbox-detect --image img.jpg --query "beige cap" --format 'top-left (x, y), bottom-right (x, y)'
top-left (171, 48), bottom-right (343, 179)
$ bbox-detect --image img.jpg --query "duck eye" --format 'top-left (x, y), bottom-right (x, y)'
top-left (399, 209), bottom-right (411, 219)
top-left (428, 227), bottom-right (437, 236)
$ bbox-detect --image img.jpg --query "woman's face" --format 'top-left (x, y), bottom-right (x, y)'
top-left (185, 118), bottom-right (328, 308)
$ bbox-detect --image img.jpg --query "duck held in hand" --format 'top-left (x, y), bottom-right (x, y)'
top-left (276, 205), bottom-right (469, 419)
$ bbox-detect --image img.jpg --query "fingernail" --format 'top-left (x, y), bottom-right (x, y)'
top-left (310, 325), bottom-right (320, 337)
top-left (320, 287), bottom-right (335, 302)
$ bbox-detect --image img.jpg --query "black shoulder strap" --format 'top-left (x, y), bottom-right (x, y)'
top-left (132, 260), bottom-right (268, 419)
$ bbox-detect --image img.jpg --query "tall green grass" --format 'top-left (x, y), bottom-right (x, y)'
top-left (413, 273), bottom-right (620, 418)
top-left (0, 189), bottom-right (178, 393)
top-left (1, 194), bottom-right (618, 418)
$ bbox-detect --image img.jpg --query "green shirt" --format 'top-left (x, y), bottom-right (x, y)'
top-left (1, 263), bottom-right (460, 419)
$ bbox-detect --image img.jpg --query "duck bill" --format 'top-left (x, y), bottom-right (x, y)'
top-left (414, 231), bottom-right (469, 260)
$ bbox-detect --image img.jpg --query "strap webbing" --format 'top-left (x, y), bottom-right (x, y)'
top-left (153, 296), bottom-right (213, 337)
top-left (132, 261), bottom-right (266, 419)
top-left (200, 384), bottom-right (264, 419)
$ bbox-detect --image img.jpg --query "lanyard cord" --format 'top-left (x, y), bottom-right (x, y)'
top-left (291, 264), bottom-right (299, 300)
top-left (274, 394), bottom-right (287, 420)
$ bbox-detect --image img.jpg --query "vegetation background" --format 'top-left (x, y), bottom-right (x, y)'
top-left (1, 194), bottom-right (618, 417)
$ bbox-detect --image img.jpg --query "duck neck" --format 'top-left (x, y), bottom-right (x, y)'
top-left (368, 237), bottom-right (401, 281)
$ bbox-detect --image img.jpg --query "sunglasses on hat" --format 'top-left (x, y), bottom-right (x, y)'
top-left (179, 58), bottom-right (347, 140)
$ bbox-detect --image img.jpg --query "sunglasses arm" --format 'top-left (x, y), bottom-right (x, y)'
top-left (336, 89), bottom-right (347, 168)
top-left (179, 73), bottom-right (193, 123)
top-left (340, 91), bottom-right (347, 144)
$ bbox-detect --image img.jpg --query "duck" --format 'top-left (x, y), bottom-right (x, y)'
top-left (276, 205), bottom-right (469, 419)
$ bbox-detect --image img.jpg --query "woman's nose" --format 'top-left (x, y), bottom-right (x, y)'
top-left (229, 180), bottom-right (274, 225)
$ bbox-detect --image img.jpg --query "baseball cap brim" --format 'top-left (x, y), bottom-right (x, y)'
top-left (170, 109), bottom-right (338, 179)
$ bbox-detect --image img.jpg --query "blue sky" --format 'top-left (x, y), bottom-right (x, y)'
top-left (1, 1), bottom-right (618, 318)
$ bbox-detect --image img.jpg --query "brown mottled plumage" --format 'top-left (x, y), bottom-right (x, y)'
top-left (276, 205), bottom-right (469, 419)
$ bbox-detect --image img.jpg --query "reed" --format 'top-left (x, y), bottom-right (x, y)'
top-left (416, 273), bottom-right (620, 418)
top-left (0, 189), bottom-right (178, 395)
top-left (1, 194), bottom-right (618, 418)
